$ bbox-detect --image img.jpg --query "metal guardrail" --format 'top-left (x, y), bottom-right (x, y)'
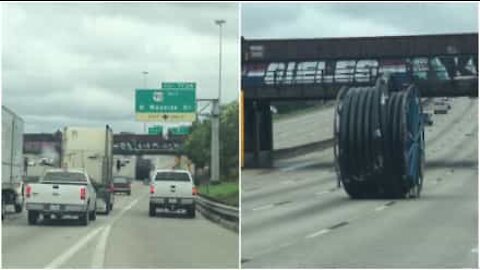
top-left (195, 195), bottom-right (238, 231)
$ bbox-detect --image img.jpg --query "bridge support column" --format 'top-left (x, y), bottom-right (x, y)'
top-left (244, 99), bottom-right (273, 168)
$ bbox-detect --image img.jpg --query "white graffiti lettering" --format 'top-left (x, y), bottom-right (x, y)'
top-left (244, 56), bottom-right (477, 86)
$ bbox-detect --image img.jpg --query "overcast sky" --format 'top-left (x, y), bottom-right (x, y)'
top-left (242, 3), bottom-right (478, 39)
top-left (2, 3), bottom-right (239, 133)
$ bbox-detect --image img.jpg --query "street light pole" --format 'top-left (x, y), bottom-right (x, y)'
top-left (142, 71), bottom-right (149, 134)
top-left (210, 19), bottom-right (225, 184)
top-left (215, 19), bottom-right (225, 103)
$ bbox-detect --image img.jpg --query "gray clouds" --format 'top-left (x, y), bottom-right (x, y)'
top-left (2, 3), bottom-right (239, 133)
top-left (242, 3), bottom-right (478, 38)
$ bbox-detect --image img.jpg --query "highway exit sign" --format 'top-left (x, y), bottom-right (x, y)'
top-left (135, 82), bottom-right (196, 122)
top-left (148, 126), bottom-right (163, 135)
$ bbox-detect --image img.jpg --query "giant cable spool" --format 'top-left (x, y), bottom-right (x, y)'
top-left (334, 74), bottom-right (425, 199)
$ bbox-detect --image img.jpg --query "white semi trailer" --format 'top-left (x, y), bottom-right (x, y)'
top-left (61, 126), bottom-right (115, 214)
top-left (2, 106), bottom-right (25, 219)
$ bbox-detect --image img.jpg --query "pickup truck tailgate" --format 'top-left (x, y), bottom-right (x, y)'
top-left (27, 182), bottom-right (87, 205)
top-left (154, 181), bottom-right (192, 198)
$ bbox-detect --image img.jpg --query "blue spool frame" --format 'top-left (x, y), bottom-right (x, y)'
top-left (403, 85), bottom-right (425, 192)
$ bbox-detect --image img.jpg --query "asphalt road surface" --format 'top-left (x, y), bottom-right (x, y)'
top-left (242, 97), bottom-right (478, 268)
top-left (3, 156), bottom-right (238, 269)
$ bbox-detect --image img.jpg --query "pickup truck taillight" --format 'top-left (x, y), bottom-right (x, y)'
top-left (192, 186), bottom-right (198, 196)
top-left (150, 184), bottom-right (155, 194)
top-left (26, 185), bottom-right (32, 198)
top-left (80, 187), bottom-right (86, 200)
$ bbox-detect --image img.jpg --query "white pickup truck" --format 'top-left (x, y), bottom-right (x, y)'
top-left (149, 169), bottom-right (196, 218)
top-left (25, 169), bottom-right (97, 226)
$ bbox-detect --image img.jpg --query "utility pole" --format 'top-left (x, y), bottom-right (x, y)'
top-left (211, 19), bottom-right (225, 184)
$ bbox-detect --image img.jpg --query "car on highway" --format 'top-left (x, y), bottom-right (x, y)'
top-left (149, 169), bottom-right (197, 218)
top-left (112, 176), bottom-right (131, 195)
top-left (25, 169), bottom-right (97, 226)
top-left (433, 101), bottom-right (449, 114)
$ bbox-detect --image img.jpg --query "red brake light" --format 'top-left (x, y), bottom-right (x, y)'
top-left (80, 187), bottom-right (86, 200)
top-left (192, 186), bottom-right (198, 196)
top-left (150, 184), bottom-right (155, 194)
top-left (26, 185), bottom-right (32, 198)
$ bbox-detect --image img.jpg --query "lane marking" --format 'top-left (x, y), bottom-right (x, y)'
top-left (252, 204), bottom-right (274, 211)
top-left (91, 225), bottom-right (112, 268)
top-left (375, 205), bottom-right (387, 212)
top-left (306, 229), bottom-right (330, 239)
top-left (471, 248), bottom-right (478, 254)
top-left (316, 191), bottom-right (329, 196)
top-left (117, 198), bottom-right (140, 218)
top-left (45, 197), bottom-right (140, 269)
top-left (44, 226), bottom-right (104, 269)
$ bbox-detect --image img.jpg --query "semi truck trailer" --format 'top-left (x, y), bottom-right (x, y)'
top-left (2, 106), bottom-right (25, 219)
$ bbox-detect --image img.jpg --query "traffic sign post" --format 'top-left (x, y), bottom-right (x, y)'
top-left (169, 126), bottom-right (191, 136)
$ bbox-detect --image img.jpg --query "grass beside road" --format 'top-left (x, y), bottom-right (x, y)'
top-left (198, 181), bottom-right (239, 207)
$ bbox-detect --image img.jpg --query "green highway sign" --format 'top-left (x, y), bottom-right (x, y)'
top-left (161, 82), bottom-right (196, 89)
top-left (148, 126), bottom-right (163, 135)
top-left (135, 83), bottom-right (196, 122)
top-left (169, 126), bottom-right (190, 136)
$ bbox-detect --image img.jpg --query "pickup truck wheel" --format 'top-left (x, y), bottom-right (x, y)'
top-left (43, 214), bottom-right (51, 223)
top-left (104, 201), bottom-right (110, 215)
top-left (79, 210), bottom-right (89, 226)
top-left (149, 204), bottom-right (155, 217)
top-left (187, 205), bottom-right (196, 218)
top-left (28, 211), bottom-right (38, 225)
top-left (2, 198), bottom-right (6, 220)
top-left (14, 203), bottom-right (23, 213)
top-left (89, 208), bottom-right (96, 221)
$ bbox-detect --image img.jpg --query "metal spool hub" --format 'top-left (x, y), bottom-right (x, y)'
top-left (333, 76), bottom-right (424, 199)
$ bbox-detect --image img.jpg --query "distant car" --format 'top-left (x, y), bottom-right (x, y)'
top-left (422, 112), bottom-right (433, 126)
top-left (112, 176), bottom-right (131, 195)
top-left (433, 102), bottom-right (449, 114)
top-left (149, 169), bottom-right (196, 218)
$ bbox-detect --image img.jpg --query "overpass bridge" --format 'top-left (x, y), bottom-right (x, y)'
top-left (24, 133), bottom-right (185, 158)
top-left (241, 33), bottom-right (478, 168)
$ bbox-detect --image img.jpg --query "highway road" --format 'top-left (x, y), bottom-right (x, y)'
top-left (242, 97), bottom-right (478, 268)
top-left (2, 156), bottom-right (238, 269)
top-left (273, 104), bottom-right (334, 149)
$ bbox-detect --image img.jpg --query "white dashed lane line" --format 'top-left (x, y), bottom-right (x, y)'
top-left (44, 226), bottom-right (105, 269)
top-left (252, 204), bottom-right (274, 212)
top-left (306, 229), bottom-right (330, 239)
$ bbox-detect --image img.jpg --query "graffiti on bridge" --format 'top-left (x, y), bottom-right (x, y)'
top-left (113, 135), bottom-right (187, 154)
top-left (243, 55), bottom-right (478, 86)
